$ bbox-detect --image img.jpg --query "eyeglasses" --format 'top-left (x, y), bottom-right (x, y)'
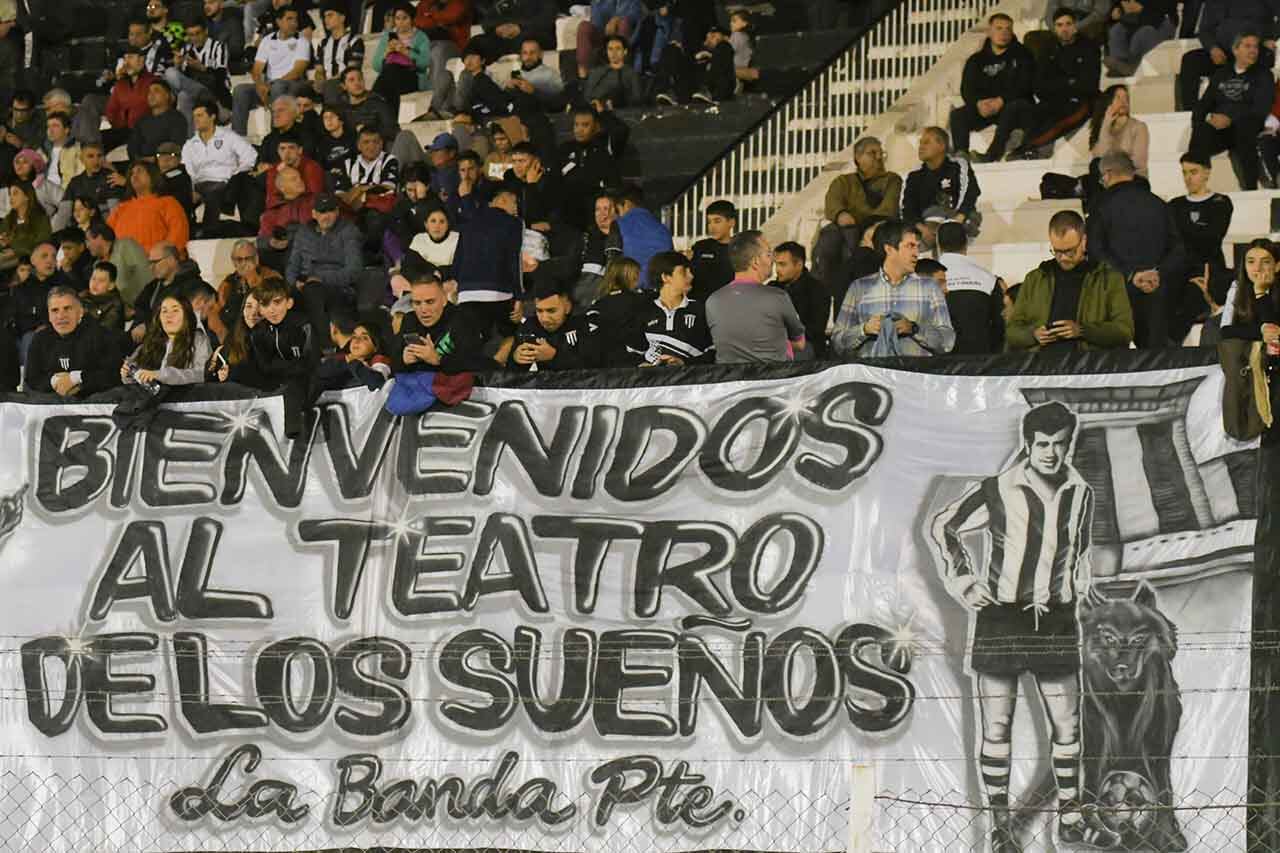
top-left (232, 255), bottom-right (256, 263)
top-left (148, 257), bottom-right (168, 265)
top-left (1050, 242), bottom-right (1082, 259)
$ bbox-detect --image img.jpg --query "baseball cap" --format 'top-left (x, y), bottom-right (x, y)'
top-left (430, 132), bottom-right (458, 152)
top-left (313, 192), bottom-right (339, 213)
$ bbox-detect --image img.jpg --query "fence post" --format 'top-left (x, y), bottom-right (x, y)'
top-left (847, 760), bottom-right (876, 853)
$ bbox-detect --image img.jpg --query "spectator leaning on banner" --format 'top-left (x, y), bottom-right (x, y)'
top-left (395, 276), bottom-right (485, 373)
top-left (507, 281), bottom-right (591, 372)
top-left (632, 250), bottom-right (714, 366)
top-left (24, 285), bottom-right (123, 398)
top-left (830, 219), bottom-right (955, 358)
top-left (705, 230), bottom-right (807, 363)
top-left (1006, 209), bottom-right (1133, 351)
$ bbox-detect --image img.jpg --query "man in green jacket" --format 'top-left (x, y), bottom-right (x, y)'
top-left (1006, 209), bottom-right (1133, 351)
top-left (823, 136), bottom-right (903, 226)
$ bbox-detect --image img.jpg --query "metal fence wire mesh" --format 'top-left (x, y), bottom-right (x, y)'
top-left (0, 767), bottom-right (854, 852)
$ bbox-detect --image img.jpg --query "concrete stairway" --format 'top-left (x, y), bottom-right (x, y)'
top-left (760, 14), bottom-right (1280, 286)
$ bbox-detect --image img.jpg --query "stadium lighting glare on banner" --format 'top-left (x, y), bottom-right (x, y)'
top-left (0, 359), bottom-right (1254, 852)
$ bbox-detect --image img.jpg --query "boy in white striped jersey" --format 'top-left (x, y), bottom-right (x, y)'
top-left (931, 401), bottom-right (1117, 852)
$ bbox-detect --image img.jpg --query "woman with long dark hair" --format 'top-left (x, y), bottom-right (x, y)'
top-left (1089, 85), bottom-right (1149, 175)
top-left (586, 256), bottom-right (648, 367)
top-left (210, 291), bottom-right (269, 388)
top-left (0, 181), bottom-right (52, 270)
top-left (121, 295), bottom-right (211, 387)
top-left (372, 2), bottom-right (431, 111)
top-left (1221, 239), bottom-right (1280, 344)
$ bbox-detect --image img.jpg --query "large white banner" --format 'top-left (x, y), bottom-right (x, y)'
top-left (0, 361), bottom-right (1255, 852)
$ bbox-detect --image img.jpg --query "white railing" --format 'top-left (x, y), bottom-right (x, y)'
top-left (663, 0), bottom-right (998, 243)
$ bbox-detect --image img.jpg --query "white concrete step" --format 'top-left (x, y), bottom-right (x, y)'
top-left (404, 118), bottom-right (454, 148)
top-left (973, 190), bottom-right (1277, 245)
top-left (188, 238), bottom-right (236, 285)
top-left (1108, 38), bottom-right (1200, 81)
top-left (969, 149), bottom-right (1239, 206)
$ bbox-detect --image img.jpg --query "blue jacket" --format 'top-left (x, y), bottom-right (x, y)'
top-left (592, 0), bottom-right (644, 30)
top-left (617, 206), bottom-right (674, 286)
top-left (452, 206), bottom-right (525, 299)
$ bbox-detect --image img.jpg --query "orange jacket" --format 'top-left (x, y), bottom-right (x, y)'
top-left (415, 0), bottom-right (472, 51)
top-left (107, 194), bottom-right (190, 255)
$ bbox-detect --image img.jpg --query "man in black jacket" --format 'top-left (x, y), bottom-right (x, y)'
top-left (1178, 0), bottom-right (1278, 112)
top-left (689, 199), bottom-right (737, 301)
top-left (1189, 31), bottom-right (1273, 189)
top-left (453, 188), bottom-right (526, 343)
top-left (1022, 8), bottom-right (1100, 155)
top-left (557, 108), bottom-right (623, 232)
top-left (950, 13), bottom-right (1037, 162)
top-left (770, 242), bottom-right (831, 359)
top-left (24, 286), bottom-right (122, 398)
top-left (1087, 151), bottom-right (1186, 347)
top-left (249, 278), bottom-right (320, 438)
top-left (508, 281), bottom-right (591, 371)
top-left (480, 0), bottom-right (557, 54)
top-left (900, 127), bottom-right (982, 229)
top-left (127, 80), bottom-right (188, 162)
top-left (503, 142), bottom-right (562, 230)
top-left (12, 241), bottom-right (73, 362)
top-left (397, 277), bottom-right (487, 372)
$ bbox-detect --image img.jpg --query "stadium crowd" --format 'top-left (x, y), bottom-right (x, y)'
top-left (0, 0), bottom-right (1276, 433)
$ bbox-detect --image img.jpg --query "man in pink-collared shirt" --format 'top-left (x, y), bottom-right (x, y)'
top-left (704, 230), bottom-right (807, 363)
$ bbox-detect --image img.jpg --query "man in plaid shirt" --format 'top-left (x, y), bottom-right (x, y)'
top-left (830, 219), bottom-right (955, 357)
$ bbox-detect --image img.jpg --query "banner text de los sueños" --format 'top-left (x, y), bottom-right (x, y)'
top-left (22, 382), bottom-right (915, 745)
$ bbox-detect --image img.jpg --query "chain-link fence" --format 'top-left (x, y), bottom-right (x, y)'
top-left (875, 786), bottom-right (1254, 851)
top-left (4, 767), bottom-right (1279, 851)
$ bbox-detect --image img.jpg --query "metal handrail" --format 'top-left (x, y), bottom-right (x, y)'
top-left (662, 0), bottom-right (997, 244)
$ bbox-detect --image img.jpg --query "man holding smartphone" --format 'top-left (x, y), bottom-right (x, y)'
top-left (396, 276), bottom-right (485, 372)
top-left (1005, 210), bottom-right (1134, 353)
